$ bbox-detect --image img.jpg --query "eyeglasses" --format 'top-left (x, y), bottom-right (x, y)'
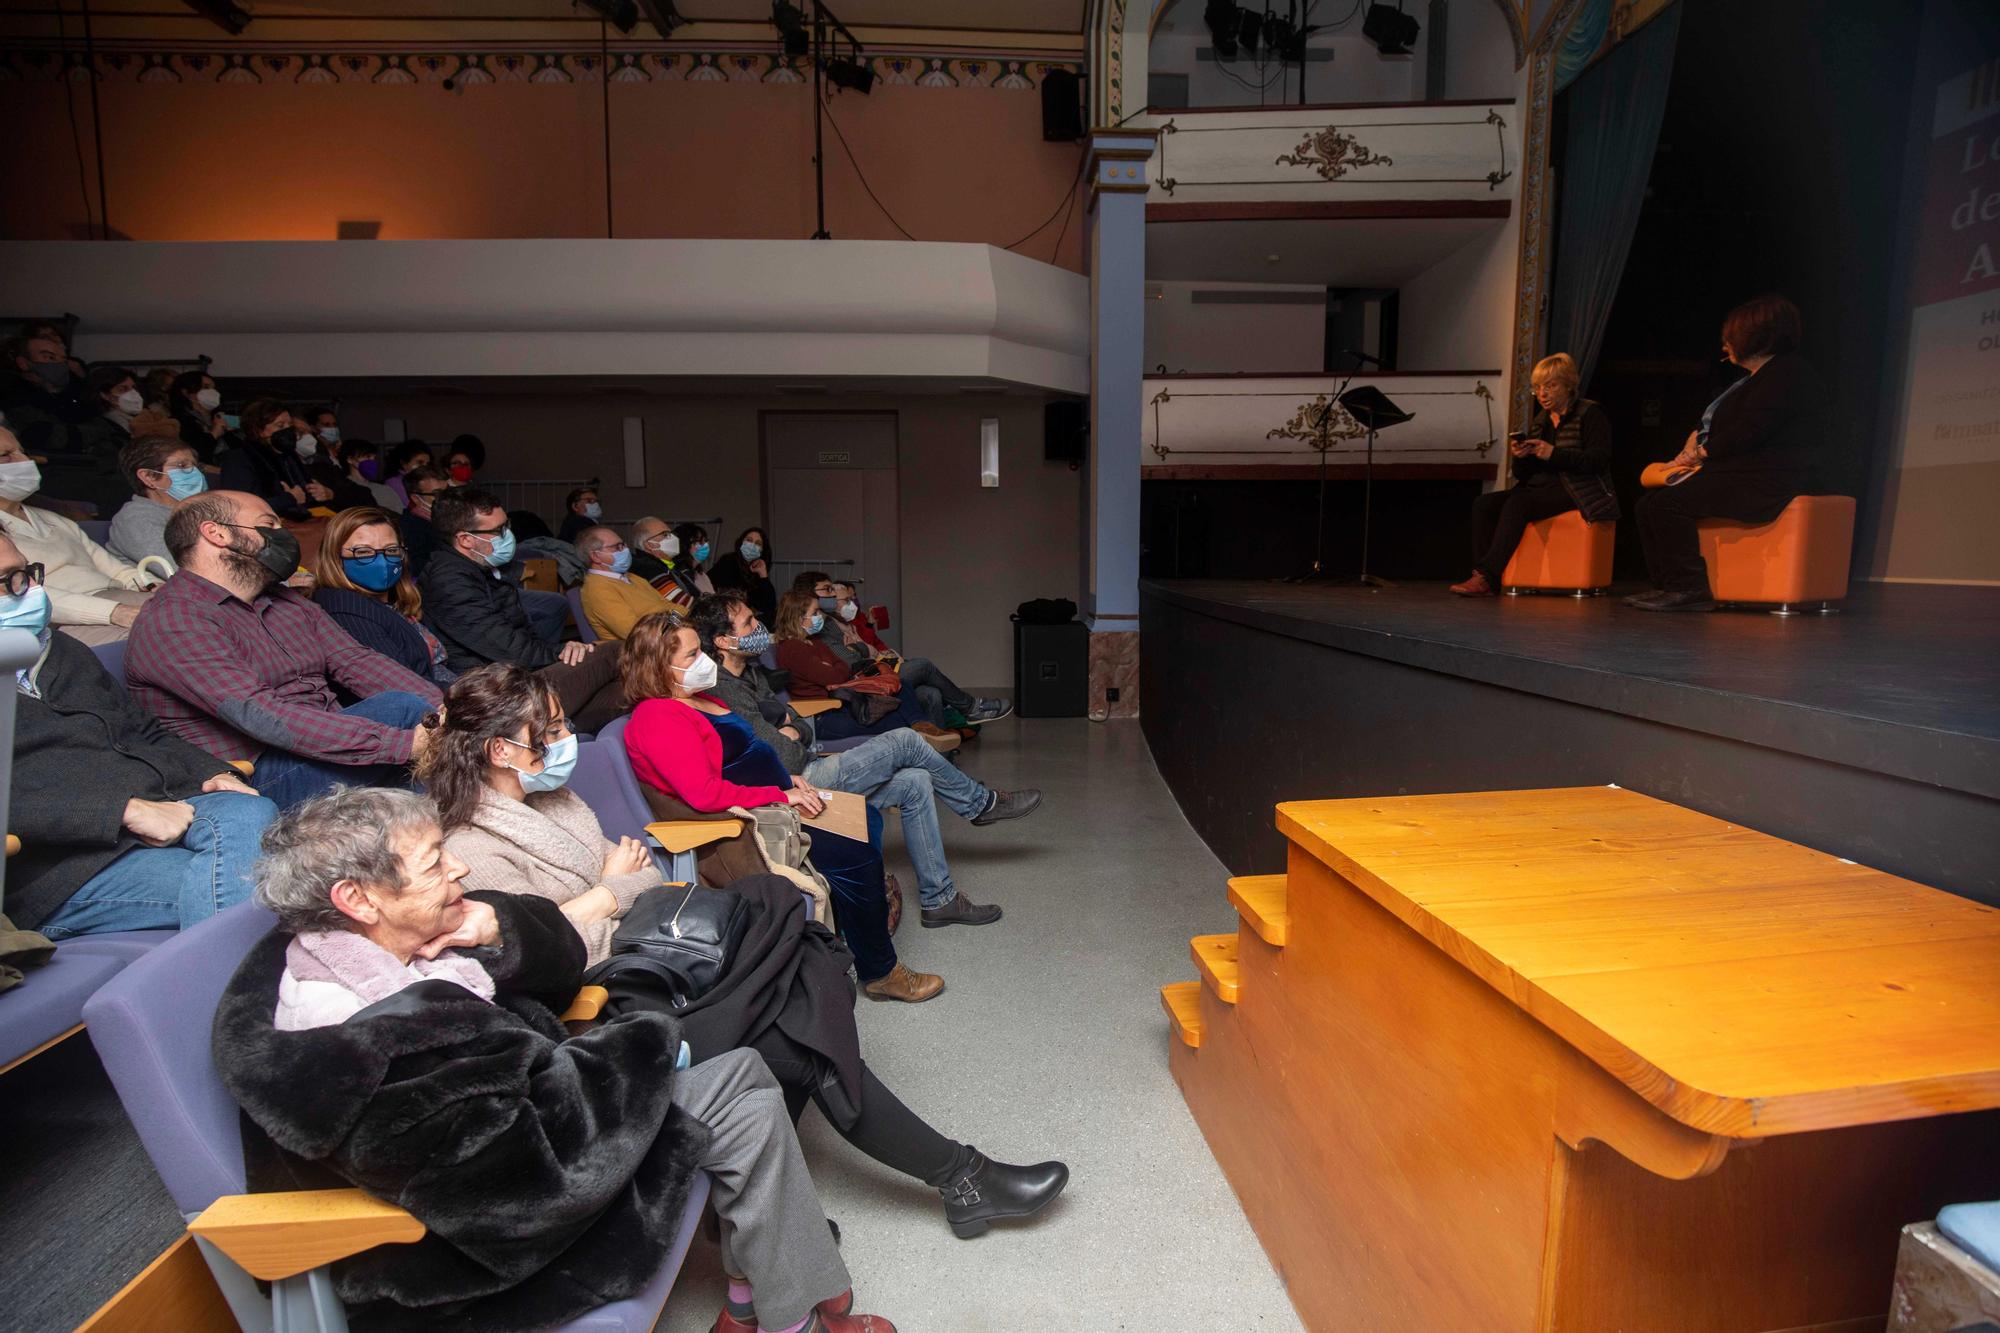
top-left (0, 563), bottom-right (46, 597)
top-left (341, 544), bottom-right (407, 561)
top-left (497, 715), bottom-right (573, 757)
top-left (467, 523), bottom-right (511, 538)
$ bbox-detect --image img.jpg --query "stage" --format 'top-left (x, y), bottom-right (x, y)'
top-left (1139, 578), bottom-right (2000, 902)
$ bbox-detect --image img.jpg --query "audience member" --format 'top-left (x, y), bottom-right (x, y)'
top-left (124, 490), bottom-right (442, 807)
top-left (673, 523), bottom-right (717, 596)
top-left (140, 366), bottom-right (177, 410)
top-left (1450, 352), bottom-right (1618, 598)
top-left (707, 524), bottom-right (778, 625)
top-left (300, 404), bottom-right (341, 449)
top-left (576, 524), bottom-right (669, 641)
top-left (628, 514), bottom-right (684, 598)
top-left (73, 364), bottom-right (142, 462)
top-left (338, 439), bottom-right (405, 512)
top-left (557, 484), bottom-right (601, 543)
top-left (419, 487), bottom-right (626, 732)
top-left (688, 592), bottom-right (815, 770)
top-left (384, 441), bottom-right (433, 507)
top-left (396, 464), bottom-right (451, 574)
top-left (311, 506), bottom-right (454, 685)
top-left (169, 369), bottom-right (232, 461)
top-left (291, 414), bottom-right (373, 512)
top-left (217, 399), bottom-right (332, 519)
top-left (1630, 294), bottom-right (1825, 611)
top-left (0, 330), bottom-right (81, 461)
top-left (109, 427), bottom-right (207, 572)
top-left (1, 532), bottom-right (277, 939)
top-left (772, 589), bottom-right (948, 747)
top-left (427, 663), bottom-right (1070, 1236)
top-left (215, 786), bottom-right (894, 1333)
top-left (445, 434), bottom-right (484, 484)
top-left (798, 572), bottom-right (1010, 730)
top-left (0, 426), bottom-right (159, 644)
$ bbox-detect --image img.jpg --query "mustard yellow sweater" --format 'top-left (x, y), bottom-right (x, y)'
top-left (580, 571), bottom-right (669, 641)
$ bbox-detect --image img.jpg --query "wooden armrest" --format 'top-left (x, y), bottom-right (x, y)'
top-left (791, 699), bottom-right (840, 718)
top-left (646, 818), bottom-right (744, 854)
top-left (188, 1188), bottom-right (425, 1281)
top-left (226, 760), bottom-right (254, 776)
top-left (560, 985), bottom-right (609, 1023)
top-left (5, 834), bottom-right (18, 857)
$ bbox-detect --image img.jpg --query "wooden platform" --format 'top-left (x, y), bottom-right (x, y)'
top-left (1164, 787), bottom-right (2000, 1332)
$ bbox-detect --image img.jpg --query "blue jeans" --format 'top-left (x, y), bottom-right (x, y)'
top-left (894, 657), bottom-right (973, 727)
top-left (803, 728), bottom-right (991, 910)
top-left (522, 589), bottom-right (572, 644)
top-left (250, 691), bottom-right (433, 809)
top-left (39, 791), bottom-right (279, 940)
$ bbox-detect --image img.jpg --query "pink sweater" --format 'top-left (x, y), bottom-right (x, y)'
top-left (625, 696), bottom-right (789, 813)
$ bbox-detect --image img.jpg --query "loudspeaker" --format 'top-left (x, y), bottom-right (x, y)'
top-left (1041, 69), bottom-right (1083, 142)
top-left (1045, 399), bottom-right (1088, 462)
top-left (1014, 620), bottom-right (1088, 717)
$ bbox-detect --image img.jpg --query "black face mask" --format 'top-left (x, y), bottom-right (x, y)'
top-left (268, 427), bottom-right (297, 452)
top-left (249, 526), bottom-right (302, 583)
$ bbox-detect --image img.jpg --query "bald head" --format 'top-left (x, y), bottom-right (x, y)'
top-left (630, 517), bottom-right (676, 560)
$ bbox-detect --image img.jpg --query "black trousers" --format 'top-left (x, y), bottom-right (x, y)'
top-left (757, 1031), bottom-right (971, 1188)
top-left (535, 639), bottom-right (627, 734)
top-left (1635, 472), bottom-right (1796, 594)
top-left (1470, 483), bottom-right (1577, 583)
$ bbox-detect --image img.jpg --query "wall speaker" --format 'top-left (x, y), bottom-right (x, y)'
top-left (1041, 69), bottom-right (1084, 142)
top-left (1045, 399), bottom-right (1088, 462)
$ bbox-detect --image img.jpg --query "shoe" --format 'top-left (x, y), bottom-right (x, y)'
top-left (862, 963), bottom-right (944, 1003)
top-left (966, 698), bottom-right (1015, 724)
top-left (1449, 570), bottom-right (1494, 597)
top-left (938, 1152), bottom-right (1071, 1239)
top-left (884, 874), bottom-right (904, 936)
top-left (1629, 588), bottom-right (1715, 612)
top-left (955, 726), bottom-right (979, 742)
top-left (809, 1309), bottom-right (895, 1333)
top-left (1623, 589), bottom-right (1667, 607)
top-left (971, 788), bottom-right (1042, 826)
top-left (910, 723), bottom-right (962, 755)
top-left (921, 891), bottom-right (1003, 928)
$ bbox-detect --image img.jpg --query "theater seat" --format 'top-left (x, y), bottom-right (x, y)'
top-left (1698, 494), bottom-right (1855, 614)
top-left (566, 586), bottom-right (599, 643)
top-left (0, 948), bottom-right (127, 1074)
top-left (1502, 511), bottom-right (1615, 596)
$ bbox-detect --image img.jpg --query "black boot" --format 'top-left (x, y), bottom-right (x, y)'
top-left (937, 1151), bottom-right (1070, 1238)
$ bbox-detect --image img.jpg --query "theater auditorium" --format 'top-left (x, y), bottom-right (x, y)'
top-left (1, 0), bottom-right (1998, 1330)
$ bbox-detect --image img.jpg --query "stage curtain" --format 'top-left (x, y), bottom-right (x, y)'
top-left (1545, 2), bottom-right (1683, 392)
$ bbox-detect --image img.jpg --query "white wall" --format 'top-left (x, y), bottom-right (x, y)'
top-left (1440, 0), bottom-right (1520, 102)
top-left (1397, 223), bottom-right (1516, 374)
top-left (1144, 281), bottom-right (1327, 373)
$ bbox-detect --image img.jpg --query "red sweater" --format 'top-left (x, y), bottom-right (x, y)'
top-left (624, 696), bottom-right (788, 813)
top-left (772, 637), bottom-right (856, 701)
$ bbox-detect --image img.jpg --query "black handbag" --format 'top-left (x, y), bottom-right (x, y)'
top-left (585, 882), bottom-right (752, 1009)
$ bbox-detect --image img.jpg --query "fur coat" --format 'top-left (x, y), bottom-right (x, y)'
top-left (212, 891), bottom-right (710, 1333)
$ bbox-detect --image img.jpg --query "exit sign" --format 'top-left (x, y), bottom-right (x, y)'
top-left (818, 450), bottom-right (851, 465)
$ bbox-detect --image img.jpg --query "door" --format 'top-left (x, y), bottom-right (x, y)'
top-left (762, 412), bottom-right (900, 650)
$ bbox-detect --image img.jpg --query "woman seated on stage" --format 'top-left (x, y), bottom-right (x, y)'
top-left (1627, 294), bottom-right (1824, 611)
top-left (1451, 353), bottom-right (1617, 597)
top-left (422, 661), bottom-right (1069, 1241)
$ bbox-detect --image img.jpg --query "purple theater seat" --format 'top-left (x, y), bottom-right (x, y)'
top-left (567, 586), bottom-right (599, 643)
top-left (77, 519), bottom-right (113, 546)
top-left (572, 716), bottom-right (653, 843)
top-left (0, 948), bottom-right (128, 1070)
top-left (63, 928), bottom-right (179, 962)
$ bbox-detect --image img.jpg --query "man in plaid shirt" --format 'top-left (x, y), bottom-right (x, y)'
top-left (125, 491), bottom-right (443, 808)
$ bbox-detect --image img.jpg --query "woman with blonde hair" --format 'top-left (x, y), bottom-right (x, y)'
top-left (1450, 351), bottom-right (1618, 597)
top-left (311, 505), bottom-right (456, 683)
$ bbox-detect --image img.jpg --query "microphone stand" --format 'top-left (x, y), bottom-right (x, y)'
top-left (1284, 347), bottom-right (1378, 585)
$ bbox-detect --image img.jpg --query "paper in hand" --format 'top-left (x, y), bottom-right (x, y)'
top-left (801, 789), bottom-right (869, 842)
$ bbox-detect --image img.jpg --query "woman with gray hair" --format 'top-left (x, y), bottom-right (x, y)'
top-left (212, 786), bottom-right (895, 1333)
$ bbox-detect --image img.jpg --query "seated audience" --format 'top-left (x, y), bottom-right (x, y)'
top-left (396, 464), bottom-right (451, 574)
top-left (1, 329), bottom-right (82, 462)
top-left (1, 533), bottom-right (277, 939)
top-left (338, 439), bottom-right (405, 512)
top-left (217, 399), bottom-right (332, 519)
top-left (168, 369), bottom-right (231, 461)
top-left (0, 426), bottom-right (159, 644)
top-left (300, 404), bottom-right (341, 450)
top-left (73, 364), bottom-right (143, 463)
top-left (697, 593), bottom-right (1036, 929)
top-left (557, 485), bottom-right (602, 543)
top-left (707, 524), bottom-right (779, 625)
top-left (797, 571), bottom-right (1011, 730)
top-left (109, 426), bottom-right (208, 572)
top-left (772, 589), bottom-right (950, 747)
top-left (576, 524), bottom-right (669, 641)
top-left (384, 440), bottom-right (433, 508)
top-left (428, 663), bottom-right (1070, 1235)
top-left (312, 506), bottom-right (454, 685)
top-left (628, 514), bottom-right (685, 598)
top-left (1629, 294), bottom-right (1826, 611)
top-left (1450, 352), bottom-right (1618, 598)
top-left (673, 523), bottom-right (717, 596)
top-left (418, 487), bottom-right (626, 733)
top-left (215, 786), bottom-right (895, 1333)
top-left (292, 411), bottom-right (373, 511)
top-left (444, 434), bottom-right (484, 485)
top-left (124, 491), bottom-right (442, 808)
top-left (140, 367), bottom-right (176, 410)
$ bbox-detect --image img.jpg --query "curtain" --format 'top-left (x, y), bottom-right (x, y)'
top-left (1544, 2), bottom-right (1683, 392)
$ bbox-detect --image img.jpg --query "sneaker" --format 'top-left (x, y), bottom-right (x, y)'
top-left (971, 788), bottom-right (1042, 826)
top-left (966, 698), bottom-right (1015, 724)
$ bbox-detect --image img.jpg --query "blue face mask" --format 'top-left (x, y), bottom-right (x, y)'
top-left (510, 732), bottom-right (578, 794)
top-left (739, 540), bottom-right (762, 562)
top-left (582, 502), bottom-right (602, 521)
top-left (343, 553), bottom-right (405, 592)
top-left (808, 612), bottom-right (825, 634)
top-left (692, 542), bottom-right (711, 563)
top-left (815, 595), bottom-right (840, 613)
top-left (733, 626), bottom-right (774, 655)
top-left (165, 466), bottom-right (208, 500)
top-left (478, 528), bottom-right (516, 569)
top-left (607, 547), bottom-right (633, 575)
top-left (0, 585), bottom-right (52, 639)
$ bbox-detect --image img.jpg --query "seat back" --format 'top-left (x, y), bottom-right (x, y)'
top-left (83, 902), bottom-right (278, 1215)
top-left (91, 636), bottom-right (127, 682)
top-left (571, 717), bottom-right (653, 842)
top-left (567, 586), bottom-right (599, 643)
top-left (77, 518), bottom-right (113, 546)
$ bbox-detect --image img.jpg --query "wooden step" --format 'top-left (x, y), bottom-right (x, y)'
top-left (1227, 874), bottom-right (1289, 946)
top-left (1160, 981), bottom-right (1205, 1049)
top-left (1191, 933), bottom-right (1241, 1004)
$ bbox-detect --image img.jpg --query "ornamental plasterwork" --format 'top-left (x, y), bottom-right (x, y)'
top-left (1266, 396), bottom-right (1367, 449)
top-left (1274, 128), bottom-right (1395, 181)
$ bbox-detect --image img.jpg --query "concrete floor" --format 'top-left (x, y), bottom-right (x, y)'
top-left (659, 717), bottom-right (1303, 1332)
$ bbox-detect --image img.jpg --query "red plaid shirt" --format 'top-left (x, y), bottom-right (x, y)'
top-left (124, 570), bottom-right (443, 765)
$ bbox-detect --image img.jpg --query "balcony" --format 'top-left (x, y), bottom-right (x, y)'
top-left (1142, 371), bottom-right (1501, 479)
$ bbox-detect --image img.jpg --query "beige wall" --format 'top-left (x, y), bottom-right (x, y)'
top-left (338, 389), bottom-right (1078, 686)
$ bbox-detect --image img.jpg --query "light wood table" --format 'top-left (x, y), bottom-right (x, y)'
top-left (1168, 786), bottom-right (2000, 1332)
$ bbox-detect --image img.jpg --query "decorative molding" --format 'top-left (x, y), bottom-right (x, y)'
top-left (1265, 395), bottom-right (1367, 449)
top-left (1146, 375), bottom-right (1498, 463)
top-left (1273, 128), bottom-right (1395, 181)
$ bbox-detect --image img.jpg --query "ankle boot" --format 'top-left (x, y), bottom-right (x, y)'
top-left (937, 1151), bottom-right (1071, 1238)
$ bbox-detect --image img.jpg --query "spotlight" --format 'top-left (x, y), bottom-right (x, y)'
top-left (1237, 9), bottom-right (1263, 53)
top-left (1362, 2), bottom-right (1420, 55)
top-left (1204, 0), bottom-right (1240, 59)
top-left (1264, 13), bottom-right (1305, 61)
top-left (824, 55), bottom-right (875, 94)
top-left (771, 1), bottom-right (810, 57)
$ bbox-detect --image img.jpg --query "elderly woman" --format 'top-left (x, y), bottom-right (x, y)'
top-left (107, 424), bottom-right (206, 573)
top-left (214, 786), bottom-right (894, 1333)
top-left (0, 425), bottom-right (159, 644)
top-left (1450, 352), bottom-right (1618, 597)
top-left (423, 663), bottom-right (1069, 1239)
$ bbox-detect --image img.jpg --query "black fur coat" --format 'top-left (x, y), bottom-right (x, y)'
top-left (212, 891), bottom-right (711, 1332)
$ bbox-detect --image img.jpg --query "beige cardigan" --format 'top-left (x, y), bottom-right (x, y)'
top-left (444, 785), bottom-right (662, 967)
top-left (0, 505), bottom-right (156, 626)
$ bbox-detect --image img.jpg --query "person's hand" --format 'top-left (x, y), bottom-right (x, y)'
top-left (202, 771), bottom-right (260, 796)
top-left (286, 566), bottom-right (316, 590)
top-left (415, 897), bottom-right (501, 959)
top-left (779, 724), bottom-right (802, 742)
top-left (110, 603), bottom-right (141, 628)
top-left (1530, 440), bottom-right (1555, 461)
top-left (123, 797), bottom-right (195, 847)
top-left (787, 776), bottom-right (826, 817)
top-left (282, 483), bottom-right (307, 505)
top-left (306, 480), bottom-right (334, 503)
top-left (209, 414), bottom-right (227, 439)
top-left (560, 886), bottom-right (621, 929)
top-left (559, 640), bottom-right (592, 666)
top-left (749, 558), bottom-right (768, 578)
top-left (603, 836), bottom-right (652, 879)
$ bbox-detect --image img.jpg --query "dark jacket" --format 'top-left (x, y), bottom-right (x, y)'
top-left (7, 631), bottom-right (234, 928)
top-left (313, 586), bottom-right (437, 681)
top-left (772, 637), bottom-right (859, 701)
top-left (218, 439), bottom-right (315, 519)
top-left (214, 892), bottom-right (709, 1333)
top-left (419, 546), bottom-right (556, 673)
top-left (304, 454), bottom-right (375, 512)
top-left (1514, 398), bottom-right (1619, 523)
top-left (170, 408), bottom-right (232, 463)
top-left (1698, 353), bottom-right (1823, 488)
top-left (398, 510), bottom-right (441, 578)
top-left (706, 553), bottom-right (777, 626)
top-left (709, 664), bottom-right (812, 774)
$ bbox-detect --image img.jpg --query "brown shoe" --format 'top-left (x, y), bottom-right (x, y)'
top-left (909, 723), bottom-right (962, 755)
top-left (884, 874), bottom-right (905, 935)
top-left (863, 963), bottom-right (944, 1003)
top-left (1449, 570), bottom-right (1495, 597)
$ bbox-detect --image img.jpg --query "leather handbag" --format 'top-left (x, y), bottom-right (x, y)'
top-left (587, 882), bottom-right (752, 1009)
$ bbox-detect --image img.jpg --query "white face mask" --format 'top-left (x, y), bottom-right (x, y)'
top-left (675, 650), bottom-right (719, 692)
top-left (195, 387), bottom-right (222, 411)
top-left (838, 600), bottom-right (858, 622)
top-left (0, 459), bottom-right (43, 502)
top-left (295, 434), bottom-right (318, 460)
top-left (113, 389), bottom-right (144, 416)
top-left (646, 532), bottom-right (681, 559)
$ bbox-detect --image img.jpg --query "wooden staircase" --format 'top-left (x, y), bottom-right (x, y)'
top-left (1160, 875), bottom-right (1288, 1048)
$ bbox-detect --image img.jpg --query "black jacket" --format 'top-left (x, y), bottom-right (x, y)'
top-left (419, 546), bottom-right (556, 672)
top-left (398, 510), bottom-right (441, 578)
top-left (218, 439), bottom-right (316, 519)
top-left (1698, 353), bottom-right (1824, 488)
top-left (706, 553), bottom-right (777, 626)
top-left (1514, 398), bottom-right (1619, 523)
top-left (7, 631), bottom-right (234, 928)
top-left (214, 892), bottom-right (709, 1333)
top-left (170, 408), bottom-right (232, 463)
top-left (313, 586), bottom-right (439, 681)
top-left (709, 665), bottom-right (812, 774)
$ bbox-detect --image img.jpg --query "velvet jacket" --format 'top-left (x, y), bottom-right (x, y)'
top-left (213, 892), bottom-right (709, 1333)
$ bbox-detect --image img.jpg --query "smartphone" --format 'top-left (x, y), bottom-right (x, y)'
top-left (221, 413), bottom-right (241, 430)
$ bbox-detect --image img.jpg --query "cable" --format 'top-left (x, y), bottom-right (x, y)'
top-left (1000, 144), bottom-right (1087, 253)
top-left (52, 0), bottom-right (97, 239)
top-left (817, 90), bottom-right (920, 241)
top-left (599, 20), bottom-right (615, 238)
top-left (1046, 150), bottom-right (1082, 264)
top-left (82, 0), bottom-right (109, 239)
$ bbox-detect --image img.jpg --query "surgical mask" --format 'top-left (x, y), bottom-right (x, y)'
top-left (581, 501), bottom-right (602, 520)
top-left (357, 458), bottom-right (382, 481)
top-left (114, 389), bottom-right (144, 416)
top-left (295, 434), bottom-right (318, 460)
top-left (195, 387), bottom-right (222, 411)
top-left (604, 547), bottom-right (633, 575)
top-left (449, 462), bottom-right (473, 484)
top-left (816, 595), bottom-right (840, 614)
top-left (478, 528), bottom-right (517, 569)
top-left (739, 540), bottom-right (762, 562)
top-left (0, 585), bottom-right (52, 639)
top-left (248, 526), bottom-right (302, 583)
top-left (319, 426), bottom-right (341, 445)
top-left (508, 731), bottom-right (578, 794)
top-left (27, 361), bottom-right (70, 391)
top-left (343, 552), bottom-right (405, 592)
top-left (692, 542), bottom-right (711, 563)
top-left (808, 612), bottom-right (825, 634)
top-left (675, 650), bottom-right (719, 692)
top-left (647, 532), bottom-right (680, 559)
top-left (0, 459), bottom-right (43, 502)
top-left (165, 466), bottom-right (208, 500)
top-left (732, 626), bottom-right (774, 656)
top-left (838, 600), bottom-right (858, 622)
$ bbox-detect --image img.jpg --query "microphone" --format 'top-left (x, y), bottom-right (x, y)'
top-left (1337, 346), bottom-right (1384, 368)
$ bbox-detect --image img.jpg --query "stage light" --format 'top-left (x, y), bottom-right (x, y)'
top-left (1237, 9), bottom-right (1263, 53)
top-left (825, 55), bottom-right (875, 94)
top-left (181, 0), bottom-right (250, 34)
top-left (1362, 2), bottom-right (1420, 55)
top-left (576, 0), bottom-right (640, 35)
top-left (1264, 13), bottom-right (1307, 62)
top-left (771, 1), bottom-right (810, 57)
top-left (1204, 0), bottom-right (1240, 59)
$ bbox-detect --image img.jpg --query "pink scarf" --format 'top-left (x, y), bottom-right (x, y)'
top-left (276, 928), bottom-right (495, 1031)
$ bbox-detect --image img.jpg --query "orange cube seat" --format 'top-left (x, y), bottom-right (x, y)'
top-left (1697, 495), bottom-right (1855, 610)
top-left (1502, 510), bottom-right (1615, 595)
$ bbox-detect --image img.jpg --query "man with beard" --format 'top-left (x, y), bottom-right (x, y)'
top-left (124, 491), bottom-right (444, 807)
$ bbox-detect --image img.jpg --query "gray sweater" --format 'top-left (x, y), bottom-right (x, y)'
top-left (108, 495), bottom-right (175, 572)
top-left (710, 663), bottom-right (814, 774)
